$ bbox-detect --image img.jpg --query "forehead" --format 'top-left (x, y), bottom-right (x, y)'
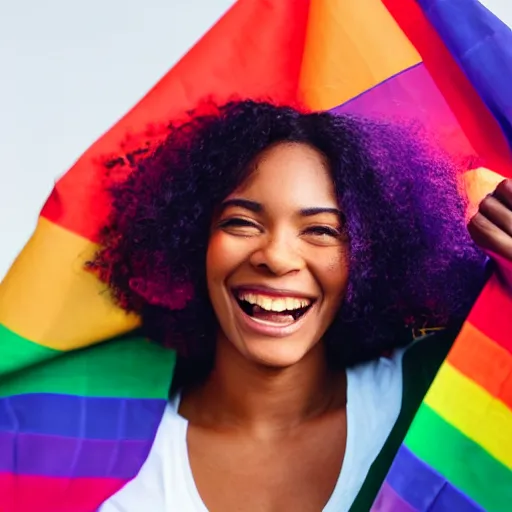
top-left (233, 143), bottom-right (337, 207)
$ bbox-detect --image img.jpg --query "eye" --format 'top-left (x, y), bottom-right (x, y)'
top-left (302, 225), bottom-right (345, 246)
top-left (217, 217), bottom-right (262, 237)
top-left (304, 226), bottom-right (341, 238)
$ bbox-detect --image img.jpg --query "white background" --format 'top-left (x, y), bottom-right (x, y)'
top-left (0, 0), bottom-right (510, 279)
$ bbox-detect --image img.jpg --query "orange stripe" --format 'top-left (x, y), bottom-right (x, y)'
top-left (298, 0), bottom-right (420, 110)
top-left (0, 218), bottom-right (139, 350)
top-left (447, 322), bottom-right (512, 410)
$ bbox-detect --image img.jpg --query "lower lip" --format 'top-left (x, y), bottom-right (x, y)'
top-left (231, 296), bottom-right (315, 338)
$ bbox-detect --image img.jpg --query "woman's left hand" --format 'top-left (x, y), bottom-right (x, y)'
top-left (468, 178), bottom-right (512, 291)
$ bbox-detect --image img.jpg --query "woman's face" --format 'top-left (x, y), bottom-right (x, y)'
top-left (206, 142), bottom-right (349, 368)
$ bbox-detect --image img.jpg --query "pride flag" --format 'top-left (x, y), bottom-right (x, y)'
top-left (1, 1), bottom-right (511, 510)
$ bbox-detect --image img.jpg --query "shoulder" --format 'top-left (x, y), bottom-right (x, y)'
top-left (347, 348), bottom-right (406, 443)
top-left (346, 327), bottom-right (456, 439)
top-left (347, 328), bottom-right (459, 512)
top-left (349, 325), bottom-right (455, 386)
top-left (101, 401), bottom-right (186, 511)
top-left (401, 328), bottom-right (455, 390)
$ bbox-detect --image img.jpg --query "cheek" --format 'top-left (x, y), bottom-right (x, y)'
top-left (206, 234), bottom-right (229, 289)
top-left (206, 235), bottom-right (234, 318)
top-left (206, 233), bottom-right (249, 285)
top-left (318, 248), bottom-right (350, 302)
top-left (206, 234), bottom-right (224, 275)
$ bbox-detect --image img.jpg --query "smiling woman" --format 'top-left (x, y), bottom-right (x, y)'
top-left (92, 101), bottom-right (485, 373)
top-left (207, 142), bottom-right (349, 370)
top-left (92, 100), bottom-right (489, 511)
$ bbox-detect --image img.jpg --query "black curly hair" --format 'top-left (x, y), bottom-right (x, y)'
top-left (91, 100), bottom-right (486, 388)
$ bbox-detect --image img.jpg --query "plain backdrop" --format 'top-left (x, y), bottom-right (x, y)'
top-left (0, 0), bottom-right (511, 279)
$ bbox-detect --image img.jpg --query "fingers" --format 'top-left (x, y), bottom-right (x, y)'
top-left (492, 178), bottom-right (512, 210)
top-left (468, 211), bottom-right (512, 261)
top-left (478, 192), bottom-right (512, 237)
top-left (468, 179), bottom-right (512, 289)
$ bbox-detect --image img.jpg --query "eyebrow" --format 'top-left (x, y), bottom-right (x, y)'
top-left (299, 207), bottom-right (341, 217)
top-left (219, 198), bottom-right (263, 213)
top-left (219, 199), bottom-right (341, 218)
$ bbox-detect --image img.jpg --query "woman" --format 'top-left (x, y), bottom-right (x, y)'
top-left (90, 100), bottom-right (512, 511)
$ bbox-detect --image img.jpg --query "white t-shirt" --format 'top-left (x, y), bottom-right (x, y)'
top-left (100, 350), bottom-right (404, 511)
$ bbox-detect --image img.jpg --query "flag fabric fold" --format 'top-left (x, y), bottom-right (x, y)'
top-left (1, 0), bottom-right (511, 510)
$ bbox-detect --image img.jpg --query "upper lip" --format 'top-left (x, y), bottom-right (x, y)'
top-left (231, 284), bottom-right (317, 301)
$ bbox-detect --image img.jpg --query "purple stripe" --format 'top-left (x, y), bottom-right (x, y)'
top-left (371, 481), bottom-right (417, 512)
top-left (382, 446), bottom-right (484, 511)
top-left (416, 0), bottom-right (512, 143)
top-left (0, 430), bottom-right (151, 478)
top-left (0, 394), bottom-right (166, 440)
top-left (330, 63), bottom-right (477, 164)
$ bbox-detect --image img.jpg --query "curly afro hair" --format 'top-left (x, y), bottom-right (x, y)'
top-left (91, 100), bottom-right (486, 387)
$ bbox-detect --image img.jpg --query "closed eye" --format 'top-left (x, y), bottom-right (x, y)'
top-left (218, 217), bottom-right (261, 236)
top-left (304, 226), bottom-right (341, 238)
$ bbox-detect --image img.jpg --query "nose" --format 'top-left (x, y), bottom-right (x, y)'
top-left (249, 233), bottom-right (305, 276)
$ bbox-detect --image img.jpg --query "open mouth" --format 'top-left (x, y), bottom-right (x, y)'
top-left (233, 289), bottom-right (315, 325)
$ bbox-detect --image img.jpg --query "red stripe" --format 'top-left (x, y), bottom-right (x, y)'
top-left (466, 274), bottom-right (512, 353)
top-left (41, 0), bottom-right (310, 242)
top-left (0, 472), bottom-right (125, 512)
top-left (383, 0), bottom-right (512, 178)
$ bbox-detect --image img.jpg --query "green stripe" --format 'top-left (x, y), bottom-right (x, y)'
top-left (0, 323), bottom-right (60, 375)
top-left (349, 329), bottom-right (455, 511)
top-left (405, 404), bottom-right (512, 512)
top-left (0, 332), bottom-right (176, 399)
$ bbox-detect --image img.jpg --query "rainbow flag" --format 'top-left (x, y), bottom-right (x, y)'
top-left (0, 0), bottom-right (511, 510)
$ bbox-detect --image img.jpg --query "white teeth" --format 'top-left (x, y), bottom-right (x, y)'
top-left (237, 292), bottom-right (311, 312)
top-left (285, 298), bottom-right (297, 311)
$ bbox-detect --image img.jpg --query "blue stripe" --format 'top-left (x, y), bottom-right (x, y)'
top-left (0, 394), bottom-right (166, 440)
top-left (385, 445), bottom-right (484, 511)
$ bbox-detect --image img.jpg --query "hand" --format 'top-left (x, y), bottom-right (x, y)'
top-left (468, 179), bottom-right (512, 291)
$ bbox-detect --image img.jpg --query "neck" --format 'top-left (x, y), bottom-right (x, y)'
top-left (181, 334), bottom-right (346, 437)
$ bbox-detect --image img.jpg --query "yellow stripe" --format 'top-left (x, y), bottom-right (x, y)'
top-left (0, 217), bottom-right (139, 350)
top-left (298, 0), bottom-right (421, 110)
top-left (425, 361), bottom-right (512, 470)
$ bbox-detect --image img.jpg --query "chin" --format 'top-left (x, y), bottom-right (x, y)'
top-left (241, 337), bottom-right (314, 369)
